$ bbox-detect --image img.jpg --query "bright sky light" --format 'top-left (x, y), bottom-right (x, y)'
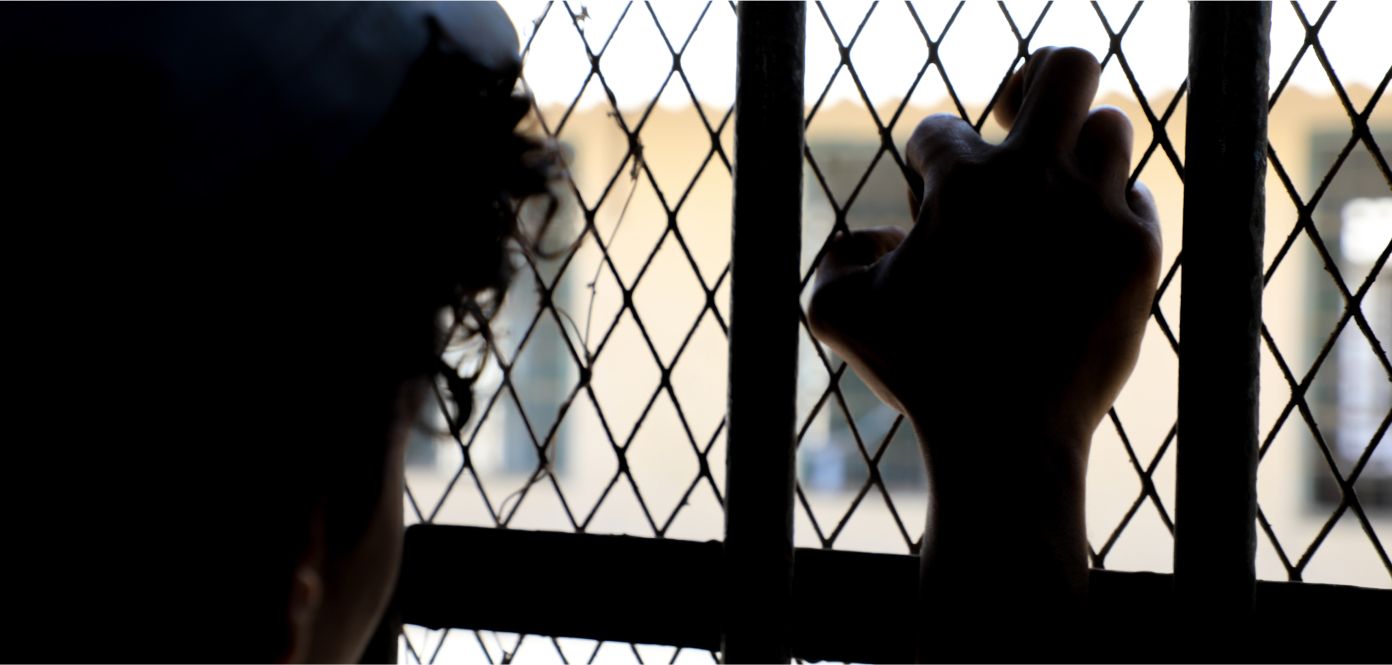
top-left (497, 1), bottom-right (1392, 111)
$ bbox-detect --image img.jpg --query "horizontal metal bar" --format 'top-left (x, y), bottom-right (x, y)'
top-left (397, 525), bottom-right (723, 651)
top-left (396, 525), bottom-right (1392, 661)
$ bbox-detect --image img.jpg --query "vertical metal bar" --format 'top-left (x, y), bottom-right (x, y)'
top-left (723, 3), bottom-right (805, 663)
top-left (1176, 0), bottom-right (1270, 627)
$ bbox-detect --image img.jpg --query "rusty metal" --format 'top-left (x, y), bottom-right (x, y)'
top-left (1174, 0), bottom-right (1270, 624)
top-left (722, 3), bottom-right (806, 663)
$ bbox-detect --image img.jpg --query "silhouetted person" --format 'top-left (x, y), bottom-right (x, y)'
top-left (4, 3), bottom-right (1161, 662)
top-left (4, 3), bottom-right (557, 661)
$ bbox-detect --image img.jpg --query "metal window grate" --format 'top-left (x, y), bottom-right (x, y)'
top-left (399, 2), bottom-right (738, 661)
top-left (384, 2), bottom-right (1392, 663)
top-left (402, 630), bottom-right (713, 665)
top-left (1257, 1), bottom-right (1390, 583)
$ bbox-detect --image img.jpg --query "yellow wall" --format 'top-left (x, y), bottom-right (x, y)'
top-left (407, 86), bottom-right (1389, 591)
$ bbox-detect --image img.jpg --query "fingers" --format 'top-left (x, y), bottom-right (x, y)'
top-left (1127, 180), bottom-right (1159, 229)
top-left (1075, 106), bottom-right (1134, 194)
top-left (993, 63), bottom-right (1025, 131)
top-left (998, 46), bottom-right (1100, 155)
top-left (814, 226), bottom-right (908, 292)
top-left (905, 114), bottom-right (989, 216)
top-left (810, 226), bottom-right (907, 349)
top-left (906, 114), bottom-right (989, 177)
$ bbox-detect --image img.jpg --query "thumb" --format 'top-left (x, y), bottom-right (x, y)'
top-left (809, 227), bottom-right (907, 346)
top-left (814, 226), bottom-right (908, 292)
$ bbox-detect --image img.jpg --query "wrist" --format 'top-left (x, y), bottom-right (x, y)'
top-left (909, 415), bottom-right (1091, 610)
top-left (908, 412), bottom-right (1090, 509)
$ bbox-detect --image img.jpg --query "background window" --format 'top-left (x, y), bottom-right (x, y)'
top-left (1306, 131), bottom-right (1391, 511)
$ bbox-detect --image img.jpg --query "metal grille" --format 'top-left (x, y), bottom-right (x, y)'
top-left (791, 1), bottom-right (1188, 570)
top-left (401, 631), bottom-right (711, 665)
top-left (390, 2), bottom-right (1391, 662)
top-left (1257, 1), bottom-right (1391, 584)
top-left (400, 2), bottom-right (737, 661)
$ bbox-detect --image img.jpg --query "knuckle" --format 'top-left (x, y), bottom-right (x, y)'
top-left (1089, 112), bottom-right (1135, 149)
top-left (912, 113), bottom-right (967, 134)
top-left (1089, 105), bottom-right (1131, 129)
top-left (1046, 46), bottom-right (1100, 74)
top-left (908, 114), bottom-right (970, 157)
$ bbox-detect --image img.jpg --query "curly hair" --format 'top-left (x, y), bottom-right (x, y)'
top-left (163, 21), bottom-right (572, 660)
top-left (2, 8), bottom-right (567, 660)
top-left (309, 15), bottom-right (567, 556)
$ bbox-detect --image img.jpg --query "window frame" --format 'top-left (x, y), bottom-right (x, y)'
top-left (367, 3), bottom-right (1392, 663)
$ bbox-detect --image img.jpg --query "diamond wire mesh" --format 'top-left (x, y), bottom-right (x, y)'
top-left (399, 2), bottom-right (735, 661)
top-left (793, 2), bottom-right (1187, 568)
top-left (1257, 1), bottom-right (1391, 585)
top-left (402, 627), bottom-right (715, 665)
top-left (391, 2), bottom-right (1388, 661)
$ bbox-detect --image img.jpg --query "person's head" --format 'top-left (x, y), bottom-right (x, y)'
top-left (245, 18), bottom-right (561, 662)
top-left (3, 3), bottom-right (557, 661)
